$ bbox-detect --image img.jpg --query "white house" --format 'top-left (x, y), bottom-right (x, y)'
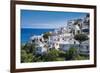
top-left (30, 35), bottom-right (48, 55)
top-left (47, 16), bottom-right (89, 54)
top-left (28, 14), bottom-right (90, 55)
top-left (48, 27), bottom-right (80, 51)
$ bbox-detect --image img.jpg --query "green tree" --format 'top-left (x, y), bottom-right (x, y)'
top-left (74, 34), bottom-right (89, 44)
top-left (74, 55), bottom-right (87, 60)
top-left (74, 34), bottom-right (89, 54)
top-left (21, 41), bottom-right (39, 62)
top-left (22, 42), bottom-right (32, 53)
top-left (31, 43), bottom-right (36, 55)
top-left (74, 34), bottom-right (89, 46)
top-left (43, 32), bottom-right (51, 39)
top-left (22, 42), bottom-right (36, 54)
top-left (65, 47), bottom-right (78, 60)
top-left (43, 49), bottom-right (60, 61)
top-left (21, 49), bottom-right (33, 63)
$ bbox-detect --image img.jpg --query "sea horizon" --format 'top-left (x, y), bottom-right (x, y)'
top-left (21, 28), bottom-right (54, 43)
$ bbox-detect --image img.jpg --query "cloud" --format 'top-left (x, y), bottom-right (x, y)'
top-left (22, 20), bottom-right (68, 29)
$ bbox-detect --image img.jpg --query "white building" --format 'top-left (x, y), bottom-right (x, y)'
top-left (48, 16), bottom-right (89, 55)
top-left (48, 27), bottom-right (79, 51)
top-left (30, 35), bottom-right (48, 55)
top-left (29, 14), bottom-right (90, 55)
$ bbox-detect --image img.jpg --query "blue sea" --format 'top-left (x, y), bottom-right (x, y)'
top-left (21, 28), bottom-right (54, 43)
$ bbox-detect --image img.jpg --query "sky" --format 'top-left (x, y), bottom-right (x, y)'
top-left (21, 10), bottom-right (88, 29)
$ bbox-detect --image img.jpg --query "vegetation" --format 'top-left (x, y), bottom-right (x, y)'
top-left (43, 32), bottom-right (51, 39)
top-left (65, 47), bottom-right (78, 60)
top-left (21, 43), bottom-right (36, 63)
top-left (21, 49), bottom-right (33, 63)
top-left (45, 49), bottom-right (59, 61)
top-left (75, 55), bottom-right (89, 60)
top-left (74, 34), bottom-right (89, 46)
top-left (21, 43), bottom-right (89, 63)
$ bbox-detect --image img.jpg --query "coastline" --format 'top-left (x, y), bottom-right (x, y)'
top-left (21, 28), bottom-right (54, 43)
